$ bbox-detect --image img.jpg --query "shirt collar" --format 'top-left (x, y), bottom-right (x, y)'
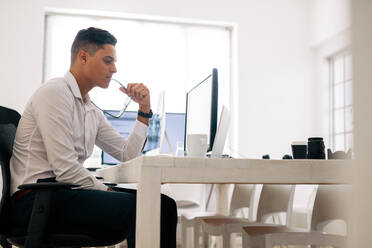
top-left (64, 71), bottom-right (96, 111)
top-left (84, 95), bottom-right (96, 112)
top-left (64, 71), bottom-right (83, 100)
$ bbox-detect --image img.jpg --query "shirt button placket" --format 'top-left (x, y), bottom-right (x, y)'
top-left (84, 106), bottom-right (88, 158)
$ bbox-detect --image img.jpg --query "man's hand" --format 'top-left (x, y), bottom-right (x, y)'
top-left (119, 83), bottom-right (151, 126)
top-left (119, 83), bottom-right (151, 112)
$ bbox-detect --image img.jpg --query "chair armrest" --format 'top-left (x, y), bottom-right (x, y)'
top-left (18, 182), bottom-right (79, 191)
top-left (103, 182), bottom-right (117, 187)
top-left (95, 175), bottom-right (116, 186)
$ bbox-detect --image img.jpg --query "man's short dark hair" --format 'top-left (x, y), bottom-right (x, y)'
top-left (71, 27), bottom-right (117, 64)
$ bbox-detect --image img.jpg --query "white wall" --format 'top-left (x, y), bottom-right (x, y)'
top-left (311, 0), bottom-right (351, 45)
top-left (309, 0), bottom-right (351, 148)
top-left (0, 0), bottom-right (314, 159)
top-left (233, 1), bottom-right (314, 158)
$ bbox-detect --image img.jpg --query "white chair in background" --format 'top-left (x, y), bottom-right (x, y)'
top-left (178, 184), bottom-right (231, 248)
top-left (161, 183), bottom-right (212, 248)
top-left (164, 184), bottom-right (210, 216)
top-left (290, 185), bottom-right (318, 230)
top-left (180, 184), bottom-right (255, 248)
top-left (242, 185), bottom-right (351, 248)
top-left (201, 184), bottom-right (296, 248)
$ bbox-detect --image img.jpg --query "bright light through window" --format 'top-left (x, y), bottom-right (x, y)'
top-left (44, 13), bottom-right (232, 166)
top-left (329, 51), bottom-right (353, 152)
top-left (44, 14), bottom-right (231, 114)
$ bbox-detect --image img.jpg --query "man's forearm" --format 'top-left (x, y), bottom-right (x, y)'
top-left (137, 115), bottom-right (149, 126)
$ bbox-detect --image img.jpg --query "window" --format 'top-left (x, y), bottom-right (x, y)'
top-left (43, 12), bottom-right (232, 165)
top-left (329, 51), bottom-right (353, 152)
top-left (44, 13), bottom-right (231, 114)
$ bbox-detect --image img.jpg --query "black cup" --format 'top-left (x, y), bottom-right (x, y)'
top-left (307, 137), bottom-right (325, 159)
top-left (291, 142), bottom-right (307, 159)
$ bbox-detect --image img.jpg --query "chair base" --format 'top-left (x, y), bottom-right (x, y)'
top-left (8, 233), bottom-right (125, 248)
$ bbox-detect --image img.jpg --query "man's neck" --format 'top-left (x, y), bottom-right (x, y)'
top-left (70, 68), bottom-right (93, 102)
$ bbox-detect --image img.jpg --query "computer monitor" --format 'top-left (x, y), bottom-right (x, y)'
top-left (101, 111), bottom-right (185, 164)
top-left (162, 113), bottom-right (186, 153)
top-left (184, 68), bottom-right (218, 152)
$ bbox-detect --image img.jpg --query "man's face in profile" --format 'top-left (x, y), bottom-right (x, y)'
top-left (84, 44), bottom-right (117, 89)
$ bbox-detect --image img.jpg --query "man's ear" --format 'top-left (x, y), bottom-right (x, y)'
top-left (77, 49), bottom-right (88, 64)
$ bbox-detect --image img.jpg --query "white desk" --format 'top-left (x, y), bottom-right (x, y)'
top-left (96, 156), bottom-right (352, 248)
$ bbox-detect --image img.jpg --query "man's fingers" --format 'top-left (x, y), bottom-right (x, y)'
top-left (131, 84), bottom-right (147, 98)
top-left (127, 83), bottom-right (140, 97)
top-left (134, 87), bottom-right (146, 97)
top-left (132, 84), bottom-right (145, 98)
top-left (119, 87), bottom-right (127, 95)
top-left (127, 83), bottom-right (135, 97)
top-left (126, 84), bottom-right (135, 95)
top-left (139, 88), bottom-right (148, 99)
top-left (123, 83), bottom-right (149, 105)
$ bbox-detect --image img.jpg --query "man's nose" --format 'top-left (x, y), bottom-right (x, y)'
top-left (111, 63), bottom-right (117, 73)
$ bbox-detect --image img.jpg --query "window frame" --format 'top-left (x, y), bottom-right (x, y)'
top-left (42, 9), bottom-right (239, 163)
top-left (329, 49), bottom-right (353, 152)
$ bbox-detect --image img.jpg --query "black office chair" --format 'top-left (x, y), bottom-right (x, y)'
top-left (0, 106), bottom-right (122, 248)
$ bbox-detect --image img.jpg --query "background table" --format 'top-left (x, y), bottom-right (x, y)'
top-left (96, 156), bottom-right (351, 248)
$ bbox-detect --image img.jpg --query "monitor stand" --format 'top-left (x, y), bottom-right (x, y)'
top-left (206, 105), bottom-right (231, 210)
top-left (211, 105), bottom-right (231, 158)
top-left (145, 130), bottom-right (173, 155)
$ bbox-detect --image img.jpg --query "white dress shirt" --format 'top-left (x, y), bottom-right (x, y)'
top-left (10, 72), bottom-right (148, 195)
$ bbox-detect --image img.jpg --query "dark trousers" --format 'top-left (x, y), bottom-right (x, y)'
top-left (11, 187), bottom-right (178, 248)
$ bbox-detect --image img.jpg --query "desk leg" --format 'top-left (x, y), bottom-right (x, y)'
top-left (136, 167), bottom-right (161, 248)
top-left (216, 184), bottom-right (231, 216)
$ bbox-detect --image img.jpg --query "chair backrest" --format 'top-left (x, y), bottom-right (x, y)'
top-left (0, 106), bottom-right (21, 234)
top-left (0, 106), bottom-right (21, 126)
top-left (255, 184), bottom-right (296, 225)
top-left (163, 183), bottom-right (208, 211)
top-left (310, 185), bottom-right (351, 233)
top-left (229, 184), bottom-right (255, 218)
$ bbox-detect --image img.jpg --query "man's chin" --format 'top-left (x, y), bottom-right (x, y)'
top-left (99, 81), bottom-right (110, 89)
top-left (104, 78), bottom-right (111, 88)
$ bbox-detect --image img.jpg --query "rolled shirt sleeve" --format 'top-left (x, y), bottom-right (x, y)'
top-left (95, 115), bottom-right (148, 162)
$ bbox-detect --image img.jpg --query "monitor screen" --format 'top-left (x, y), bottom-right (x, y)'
top-left (101, 111), bottom-right (185, 165)
top-left (184, 68), bottom-right (218, 152)
top-left (163, 113), bottom-right (186, 153)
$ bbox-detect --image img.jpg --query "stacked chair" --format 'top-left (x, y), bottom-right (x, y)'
top-left (180, 184), bottom-right (255, 248)
top-left (200, 184), bottom-right (296, 248)
top-left (242, 185), bottom-right (351, 248)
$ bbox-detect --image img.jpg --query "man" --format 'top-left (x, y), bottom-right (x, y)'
top-left (10, 27), bottom-right (177, 247)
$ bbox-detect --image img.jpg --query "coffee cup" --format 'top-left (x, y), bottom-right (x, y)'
top-left (291, 141), bottom-right (307, 159)
top-left (307, 137), bottom-right (325, 159)
top-left (186, 134), bottom-right (208, 157)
